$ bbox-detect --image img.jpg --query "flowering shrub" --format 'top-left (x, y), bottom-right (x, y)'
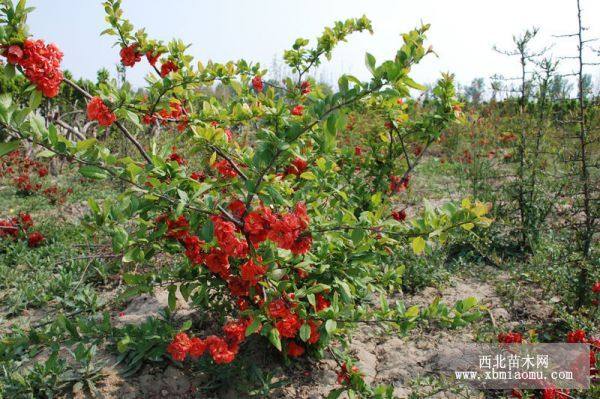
top-left (0, 148), bottom-right (71, 203)
top-left (0, 1), bottom-right (492, 395)
top-left (505, 329), bottom-right (599, 398)
top-left (0, 212), bottom-right (44, 248)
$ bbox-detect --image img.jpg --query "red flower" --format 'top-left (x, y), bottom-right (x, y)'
top-left (497, 332), bottom-right (523, 344)
top-left (212, 159), bottom-right (238, 178)
top-left (284, 157), bottom-right (308, 176)
top-left (205, 248), bottom-right (231, 279)
top-left (296, 267), bottom-right (309, 279)
top-left (87, 97), bottom-right (116, 127)
top-left (240, 258), bottom-right (267, 285)
top-left (188, 337), bottom-right (207, 359)
top-left (228, 200), bottom-right (247, 219)
top-left (315, 293), bottom-right (330, 312)
top-left (252, 75), bottom-right (263, 92)
top-left (190, 171), bottom-right (206, 181)
top-left (5, 45), bottom-right (23, 64)
top-left (0, 219), bottom-right (19, 238)
top-left (237, 297), bottom-right (250, 311)
top-left (37, 167), bottom-right (48, 178)
top-left (592, 282), bottom-right (600, 294)
top-left (337, 363), bottom-right (359, 385)
top-left (244, 209), bottom-right (271, 244)
top-left (167, 332), bottom-right (192, 361)
top-left (307, 319), bottom-right (321, 344)
top-left (354, 146), bottom-right (362, 156)
top-left (566, 330), bottom-right (587, 343)
top-left (268, 298), bottom-right (291, 319)
top-left (10, 40), bottom-right (64, 97)
top-left (291, 105), bottom-right (304, 116)
top-left (542, 387), bottom-right (570, 399)
top-left (142, 113), bottom-right (156, 125)
top-left (167, 147), bottom-right (187, 165)
top-left (223, 318), bottom-right (249, 345)
top-left (18, 212), bottom-right (34, 229)
top-left (276, 313), bottom-right (301, 338)
top-left (510, 389), bottom-right (522, 398)
top-left (27, 231), bottom-right (45, 247)
top-left (300, 81), bottom-right (311, 95)
top-left (228, 276), bottom-right (250, 297)
top-left (211, 215), bottom-right (248, 257)
top-left (391, 209), bottom-right (406, 222)
top-left (120, 44), bottom-right (141, 67)
top-left (287, 341), bottom-right (305, 357)
top-left (205, 335), bottom-right (238, 364)
top-left (146, 50), bottom-right (161, 66)
top-left (160, 60), bottom-right (179, 77)
top-left (290, 232), bottom-right (312, 255)
top-left (389, 174), bottom-right (410, 193)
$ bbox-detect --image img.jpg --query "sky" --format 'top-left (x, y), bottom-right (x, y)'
top-left (25, 0), bottom-right (600, 91)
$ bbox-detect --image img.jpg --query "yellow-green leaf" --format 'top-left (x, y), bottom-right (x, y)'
top-left (412, 236), bottom-right (426, 255)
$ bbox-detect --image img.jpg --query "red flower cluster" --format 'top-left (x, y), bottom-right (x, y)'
top-left (284, 157), bottom-right (308, 177)
top-left (87, 97), bottom-right (116, 127)
top-left (391, 209), bottom-right (407, 222)
top-left (287, 341), bottom-right (305, 357)
top-left (291, 105), bottom-right (304, 116)
top-left (120, 44), bottom-right (142, 67)
top-left (541, 387), bottom-right (570, 399)
top-left (0, 212), bottom-right (44, 248)
top-left (142, 101), bottom-right (188, 132)
top-left (27, 231), bottom-right (45, 247)
top-left (389, 174), bottom-right (410, 193)
top-left (190, 171), bottom-right (206, 181)
top-left (592, 281), bottom-right (600, 294)
top-left (354, 146), bottom-right (362, 156)
top-left (212, 159), bottom-right (238, 178)
top-left (243, 203), bottom-right (312, 255)
top-left (167, 317), bottom-right (253, 364)
top-left (315, 293), bottom-right (330, 311)
top-left (3, 39), bottom-right (63, 97)
top-left (497, 332), bottom-right (523, 343)
top-left (337, 363), bottom-right (360, 385)
top-left (300, 81), bottom-right (311, 95)
top-left (160, 60), bottom-right (178, 77)
top-left (1, 149), bottom-right (71, 203)
top-left (14, 174), bottom-right (40, 194)
top-left (167, 147), bottom-right (187, 166)
top-left (146, 50), bottom-right (161, 66)
top-left (566, 329), bottom-right (586, 343)
top-left (252, 75), bottom-right (263, 92)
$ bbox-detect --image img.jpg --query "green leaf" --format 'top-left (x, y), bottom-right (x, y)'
top-left (167, 285), bottom-right (177, 312)
top-left (461, 297), bottom-right (478, 311)
top-left (405, 305), bottom-right (420, 318)
top-left (299, 323), bottom-right (311, 342)
top-left (0, 140), bottom-right (20, 157)
top-left (117, 335), bottom-right (131, 353)
top-left (300, 171), bottom-right (316, 180)
top-left (269, 327), bottom-right (282, 351)
top-left (36, 149), bottom-right (55, 158)
top-left (460, 222), bottom-right (475, 231)
top-left (325, 319), bottom-right (337, 334)
top-left (411, 236), bottom-right (426, 255)
top-left (29, 89), bottom-right (42, 109)
top-left (365, 52), bottom-right (376, 75)
top-left (111, 227), bottom-right (128, 252)
top-left (79, 165), bottom-right (109, 180)
top-left (245, 318), bottom-right (261, 337)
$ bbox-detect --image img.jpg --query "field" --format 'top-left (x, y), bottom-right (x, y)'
top-left (0, 0), bottom-right (598, 398)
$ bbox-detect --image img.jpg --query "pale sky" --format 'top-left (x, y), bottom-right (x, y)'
top-left (26, 0), bottom-right (600, 91)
